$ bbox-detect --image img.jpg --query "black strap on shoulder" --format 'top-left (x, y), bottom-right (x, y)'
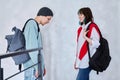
top-left (86, 23), bottom-right (92, 61)
top-left (87, 22), bottom-right (101, 74)
top-left (22, 18), bottom-right (40, 32)
top-left (18, 18), bottom-right (40, 72)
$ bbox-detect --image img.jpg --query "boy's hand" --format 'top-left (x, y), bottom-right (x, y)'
top-left (35, 68), bottom-right (46, 78)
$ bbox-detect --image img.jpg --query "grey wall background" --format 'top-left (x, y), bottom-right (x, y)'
top-left (0, 0), bottom-right (119, 80)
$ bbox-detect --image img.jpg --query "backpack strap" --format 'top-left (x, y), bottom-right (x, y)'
top-left (19, 18), bottom-right (40, 72)
top-left (86, 22), bottom-right (101, 74)
top-left (22, 18), bottom-right (40, 32)
top-left (86, 23), bottom-right (95, 60)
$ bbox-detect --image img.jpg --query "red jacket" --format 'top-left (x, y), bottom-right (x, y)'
top-left (75, 22), bottom-right (100, 68)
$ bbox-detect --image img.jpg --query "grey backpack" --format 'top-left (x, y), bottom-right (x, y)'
top-left (5, 19), bottom-right (40, 71)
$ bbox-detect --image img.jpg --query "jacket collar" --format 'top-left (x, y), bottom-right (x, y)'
top-left (81, 21), bottom-right (91, 29)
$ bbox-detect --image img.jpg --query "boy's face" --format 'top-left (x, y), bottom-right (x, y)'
top-left (40, 16), bottom-right (52, 26)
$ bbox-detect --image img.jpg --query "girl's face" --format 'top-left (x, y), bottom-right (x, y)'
top-left (78, 13), bottom-right (85, 23)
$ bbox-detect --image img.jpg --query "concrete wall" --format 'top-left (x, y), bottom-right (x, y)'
top-left (0, 0), bottom-right (119, 80)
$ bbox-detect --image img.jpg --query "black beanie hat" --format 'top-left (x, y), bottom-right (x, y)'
top-left (37, 7), bottom-right (53, 16)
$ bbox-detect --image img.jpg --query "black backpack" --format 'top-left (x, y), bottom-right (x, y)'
top-left (87, 23), bottom-right (111, 74)
top-left (5, 18), bottom-right (40, 71)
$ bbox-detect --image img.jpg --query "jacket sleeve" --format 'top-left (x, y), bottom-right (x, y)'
top-left (89, 27), bottom-right (100, 55)
top-left (24, 20), bottom-right (39, 71)
top-left (38, 32), bottom-right (45, 72)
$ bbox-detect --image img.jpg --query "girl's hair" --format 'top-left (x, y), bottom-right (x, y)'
top-left (78, 7), bottom-right (93, 25)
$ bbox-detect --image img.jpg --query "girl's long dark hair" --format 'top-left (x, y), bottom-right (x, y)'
top-left (78, 7), bottom-right (94, 25)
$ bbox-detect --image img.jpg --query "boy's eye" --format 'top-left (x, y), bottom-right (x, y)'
top-left (48, 18), bottom-right (51, 20)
